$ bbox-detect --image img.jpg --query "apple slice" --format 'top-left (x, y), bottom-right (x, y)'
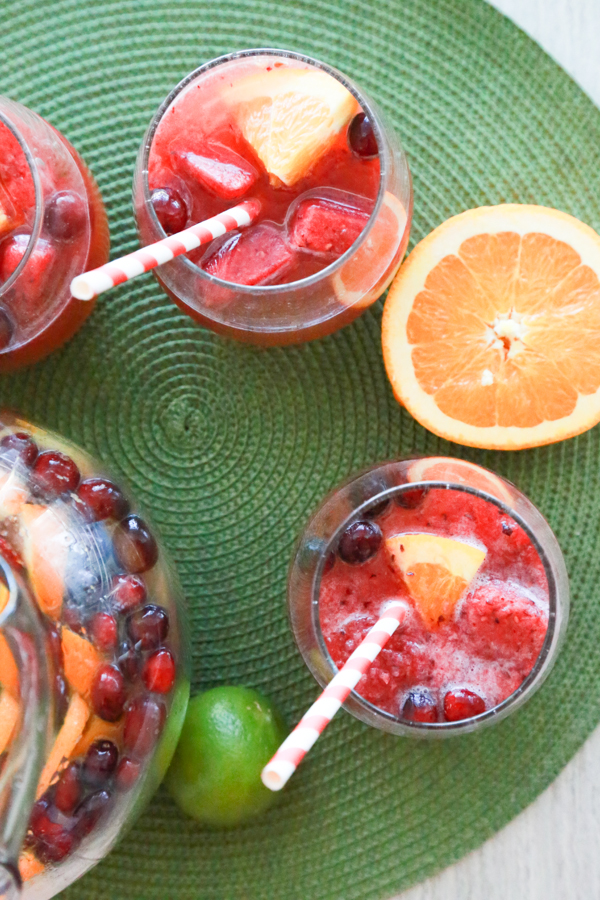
top-left (386, 532), bottom-right (486, 629)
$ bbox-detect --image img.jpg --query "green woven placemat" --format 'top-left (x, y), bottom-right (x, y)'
top-left (2, 0), bottom-right (600, 897)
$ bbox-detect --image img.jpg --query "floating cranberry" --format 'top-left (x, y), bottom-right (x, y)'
top-left (117, 640), bottom-right (140, 682)
top-left (44, 190), bottom-right (87, 241)
top-left (348, 112), bottom-right (378, 159)
top-left (90, 612), bottom-right (118, 652)
top-left (91, 664), bottom-right (127, 722)
top-left (142, 648), bottom-right (175, 694)
top-left (115, 757), bottom-right (141, 791)
top-left (113, 515), bottom-right (158, 574)
top-left (83, 739), bottom-right (119, 787)
top-left (127, 604), bottom-right (169, 651)
top-left (396, 487), bottom-right (428, 509)
top-left (338, 520), bottom-right (382, 565)
top-left (75, 789), bottom-right (112, 837)
top-left (443, 688), bottom-right (486, 722)
top-left (151, 186), bottom-right (188, 234)
top-left (123, 695), bottom-right (166, 759)
top-left (0, 234), bottom-right (30, 281)
top-left (31, 450), bottom-right (80, 498)
top-left (0, 431), bottom-right (38, 466)
top-left (0, 307), bottom-right (14, 349)
top-left (77, 477), bottom-right (129, 522)
top-left (111, 573), bottom-right (147, 612)
top-left (54, 763), bottom-right (83, 814)
top-left (29, 801), bottom-right (76, 863)
top-left (402, 690), bottom-right (438, 723)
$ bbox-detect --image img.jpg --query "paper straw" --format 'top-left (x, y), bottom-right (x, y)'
top-left (262, 600), bottom-right (408, 791)
top-left (70, 198), bottom-right (262, 301)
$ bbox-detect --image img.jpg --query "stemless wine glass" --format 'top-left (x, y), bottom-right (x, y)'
top-left (289, 458), bottom-right (569, 736)
top-left (0, 99), bottom-right (109, 370)
top-left (0, 412), bottom-right (189, 900)
top-left (133, 48), bottom-right (413, 345)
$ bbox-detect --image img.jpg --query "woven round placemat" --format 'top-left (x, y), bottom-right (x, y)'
top-left (3, 0), bottom-right (600, 898)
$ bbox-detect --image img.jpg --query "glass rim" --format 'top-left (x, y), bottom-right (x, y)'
top-left (0, 99), bottom-right (43, 298)
top-left (140, 47), bottom-right (399, 295)
top-left (292, 474), bottom-right (561, 735)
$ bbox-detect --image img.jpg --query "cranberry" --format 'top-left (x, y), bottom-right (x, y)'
top-left (402, 690), bottom-right (439, 723)
top-left (127, 604), bottom-right (169, 651)
top-left (91, 664), bottom-right (127, 722)
top-left (90, 612), bottom-right (118, 652)
top-left (75, 789), bottom-right (112, 837)
top-left (0, 234), bottom-right (31, 281)
top-left (151, 187), bottom-right (188, 234)
top-left (54, 673), bottom-right (70, 721)
top-left (113, 515), bottom-right (158, 573)
top-left (348, 112), bottom-right (378, 158)
top-left (443, 688), bottom-right (486, 722)
top-left (44, 190), bottom-right (87, 241)
top-left (46, 622), bottom-right (64, 671)
top-left (123, 695), bottom-right (166, 759)
top-left (77, 477), bottom-right (129, 522)
top-left (117, 640), bottom-right (140, 681)
top-left (502, 521), bottom-right (515, 536)
top-left (0, 307), bottom-right (14, 349)
top-left (31, 450), bottom-right (80, 498)
top-left (0, 431), bottom-right (38, 466)
top-left (324, 551), bottom-right (336, 573)
top-left (142, 648), bottom-right (176, 694)
top-left (396, 487), bottom-right (428, 509)
top-left (338, 520), bottom-right (382, 564)
top-left (111, 573), bottom-right (147, 612)
top-left (115, 757), bottom-right (141, 791)
top-left (62, 605), bottom-right (86, 635)
top-left (29, 801), bottom-right (76, 863)
top-left (83, 739), bottom-right (119, 787)
top-left (54, 763), bottom-right (83, 814)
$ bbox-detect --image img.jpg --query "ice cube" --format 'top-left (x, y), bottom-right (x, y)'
top-left (288, 191), bottom-right (371, 257)
top-left (174, 143), bottom-right (258, 200)
top-left (202, 223), bottom-right (294, 286)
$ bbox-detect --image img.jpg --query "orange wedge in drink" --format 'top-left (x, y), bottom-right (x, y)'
top-left (229, 67), bottom-right (358, 186)
top-left (382, 204), bottom-right (600, 449)
top-left (386, 533), bottom-right (486, 629)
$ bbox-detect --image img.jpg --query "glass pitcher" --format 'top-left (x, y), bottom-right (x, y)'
top-left (0, 413), bottom-right (190, 899)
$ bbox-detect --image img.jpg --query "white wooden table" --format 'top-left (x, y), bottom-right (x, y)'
top-left (396, 2), bottom-right (600, 897)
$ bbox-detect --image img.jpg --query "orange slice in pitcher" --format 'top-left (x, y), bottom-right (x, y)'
top-left (386, 533), bottom-right (486, 629)
top-left (334, 192), bottom-right (408, 308)
top-left (229, 67), bottom-right (357, 186)
top-left (382, 205), bottom-right (600, 449)
top-left (406, 457), bottom-right (514, 505)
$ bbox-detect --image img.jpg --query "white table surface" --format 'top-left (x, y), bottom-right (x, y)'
top-left (396, 2), bottom-right (600, 898)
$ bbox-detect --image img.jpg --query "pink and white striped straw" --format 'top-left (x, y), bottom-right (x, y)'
top-left (262, 600), bottom-right (408, 791)
top-left (70, 198), bottom-right (261, 301)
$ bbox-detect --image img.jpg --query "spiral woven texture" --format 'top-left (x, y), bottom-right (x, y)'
top-left (2, 0), bottom-right (600, 897)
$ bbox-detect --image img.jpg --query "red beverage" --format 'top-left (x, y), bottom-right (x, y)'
top-left (0, 99), bottom-right (109, 370)
top-left (289, 459), bottom-right (569, 734)
top-left (134, 50), bottom-right (412, 345)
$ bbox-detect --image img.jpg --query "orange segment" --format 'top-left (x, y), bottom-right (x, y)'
top-left (229, 67), bottom-right (357, 186)
top-left (382, 204), bottom-right (600, 449)
top-left (62, 628), bottom-right (101, 698)
top-left (334, 192), bottom-right (408, 308)
top-left (0, 631), bottom-right (19, 696)
top-left (73, 714), bottom-right (123, 757)
top-left (19, 850), bottom-right (45, 882)
top-left (0, 470), bottom-right (28, 518)
top-left (36, 692), bottom-right (90, 798)
top-left (386, 532), bottom-right (486, 629)
top-left (0, 582), bottom-right (8, 616)
top-left (0, 689), bottom-right (20, 755)
top-left (21, 504), bottom-right (69, 619)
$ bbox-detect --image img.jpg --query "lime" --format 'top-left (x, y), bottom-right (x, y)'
top-left (165, 685), bottom-right (287, 827)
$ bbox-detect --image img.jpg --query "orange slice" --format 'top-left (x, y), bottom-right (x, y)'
top-left (382, 204), bottom-right (600, 449)
top-left (62, 627), bottom-right (101, 698)
top-left (19, 850), bottom-right (45, 882)
top-left (406, 457), bottom-right (514, 505)
top-left (386, 532), bottom-right (486, 629)
top-left (0, 470), bottom-right (27, 518)
top-left (0, 631), bottom-right (19, 696)
top-left (334, 192), bottom-right (408, 308)
top-left (21, 504), bottom-right (69, 619)
top-left (0, 688), bottom-right (20, 755)
top-left (229, 67), bottom-right (357, 186)
top-left (73, 714), bottom-right (123, 757)
top-left (36, 692), bottom-right (90, 798)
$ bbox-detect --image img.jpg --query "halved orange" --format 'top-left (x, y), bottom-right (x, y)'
top-left (334, 192), bottom-right (408, 308)
top-left (382, 205), bottom-right (600, 449)
top-left (229, 67), bottom-right (358, 186)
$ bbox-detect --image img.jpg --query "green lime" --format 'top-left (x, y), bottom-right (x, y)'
top-left (165, 685), bottom-right (287, 827)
